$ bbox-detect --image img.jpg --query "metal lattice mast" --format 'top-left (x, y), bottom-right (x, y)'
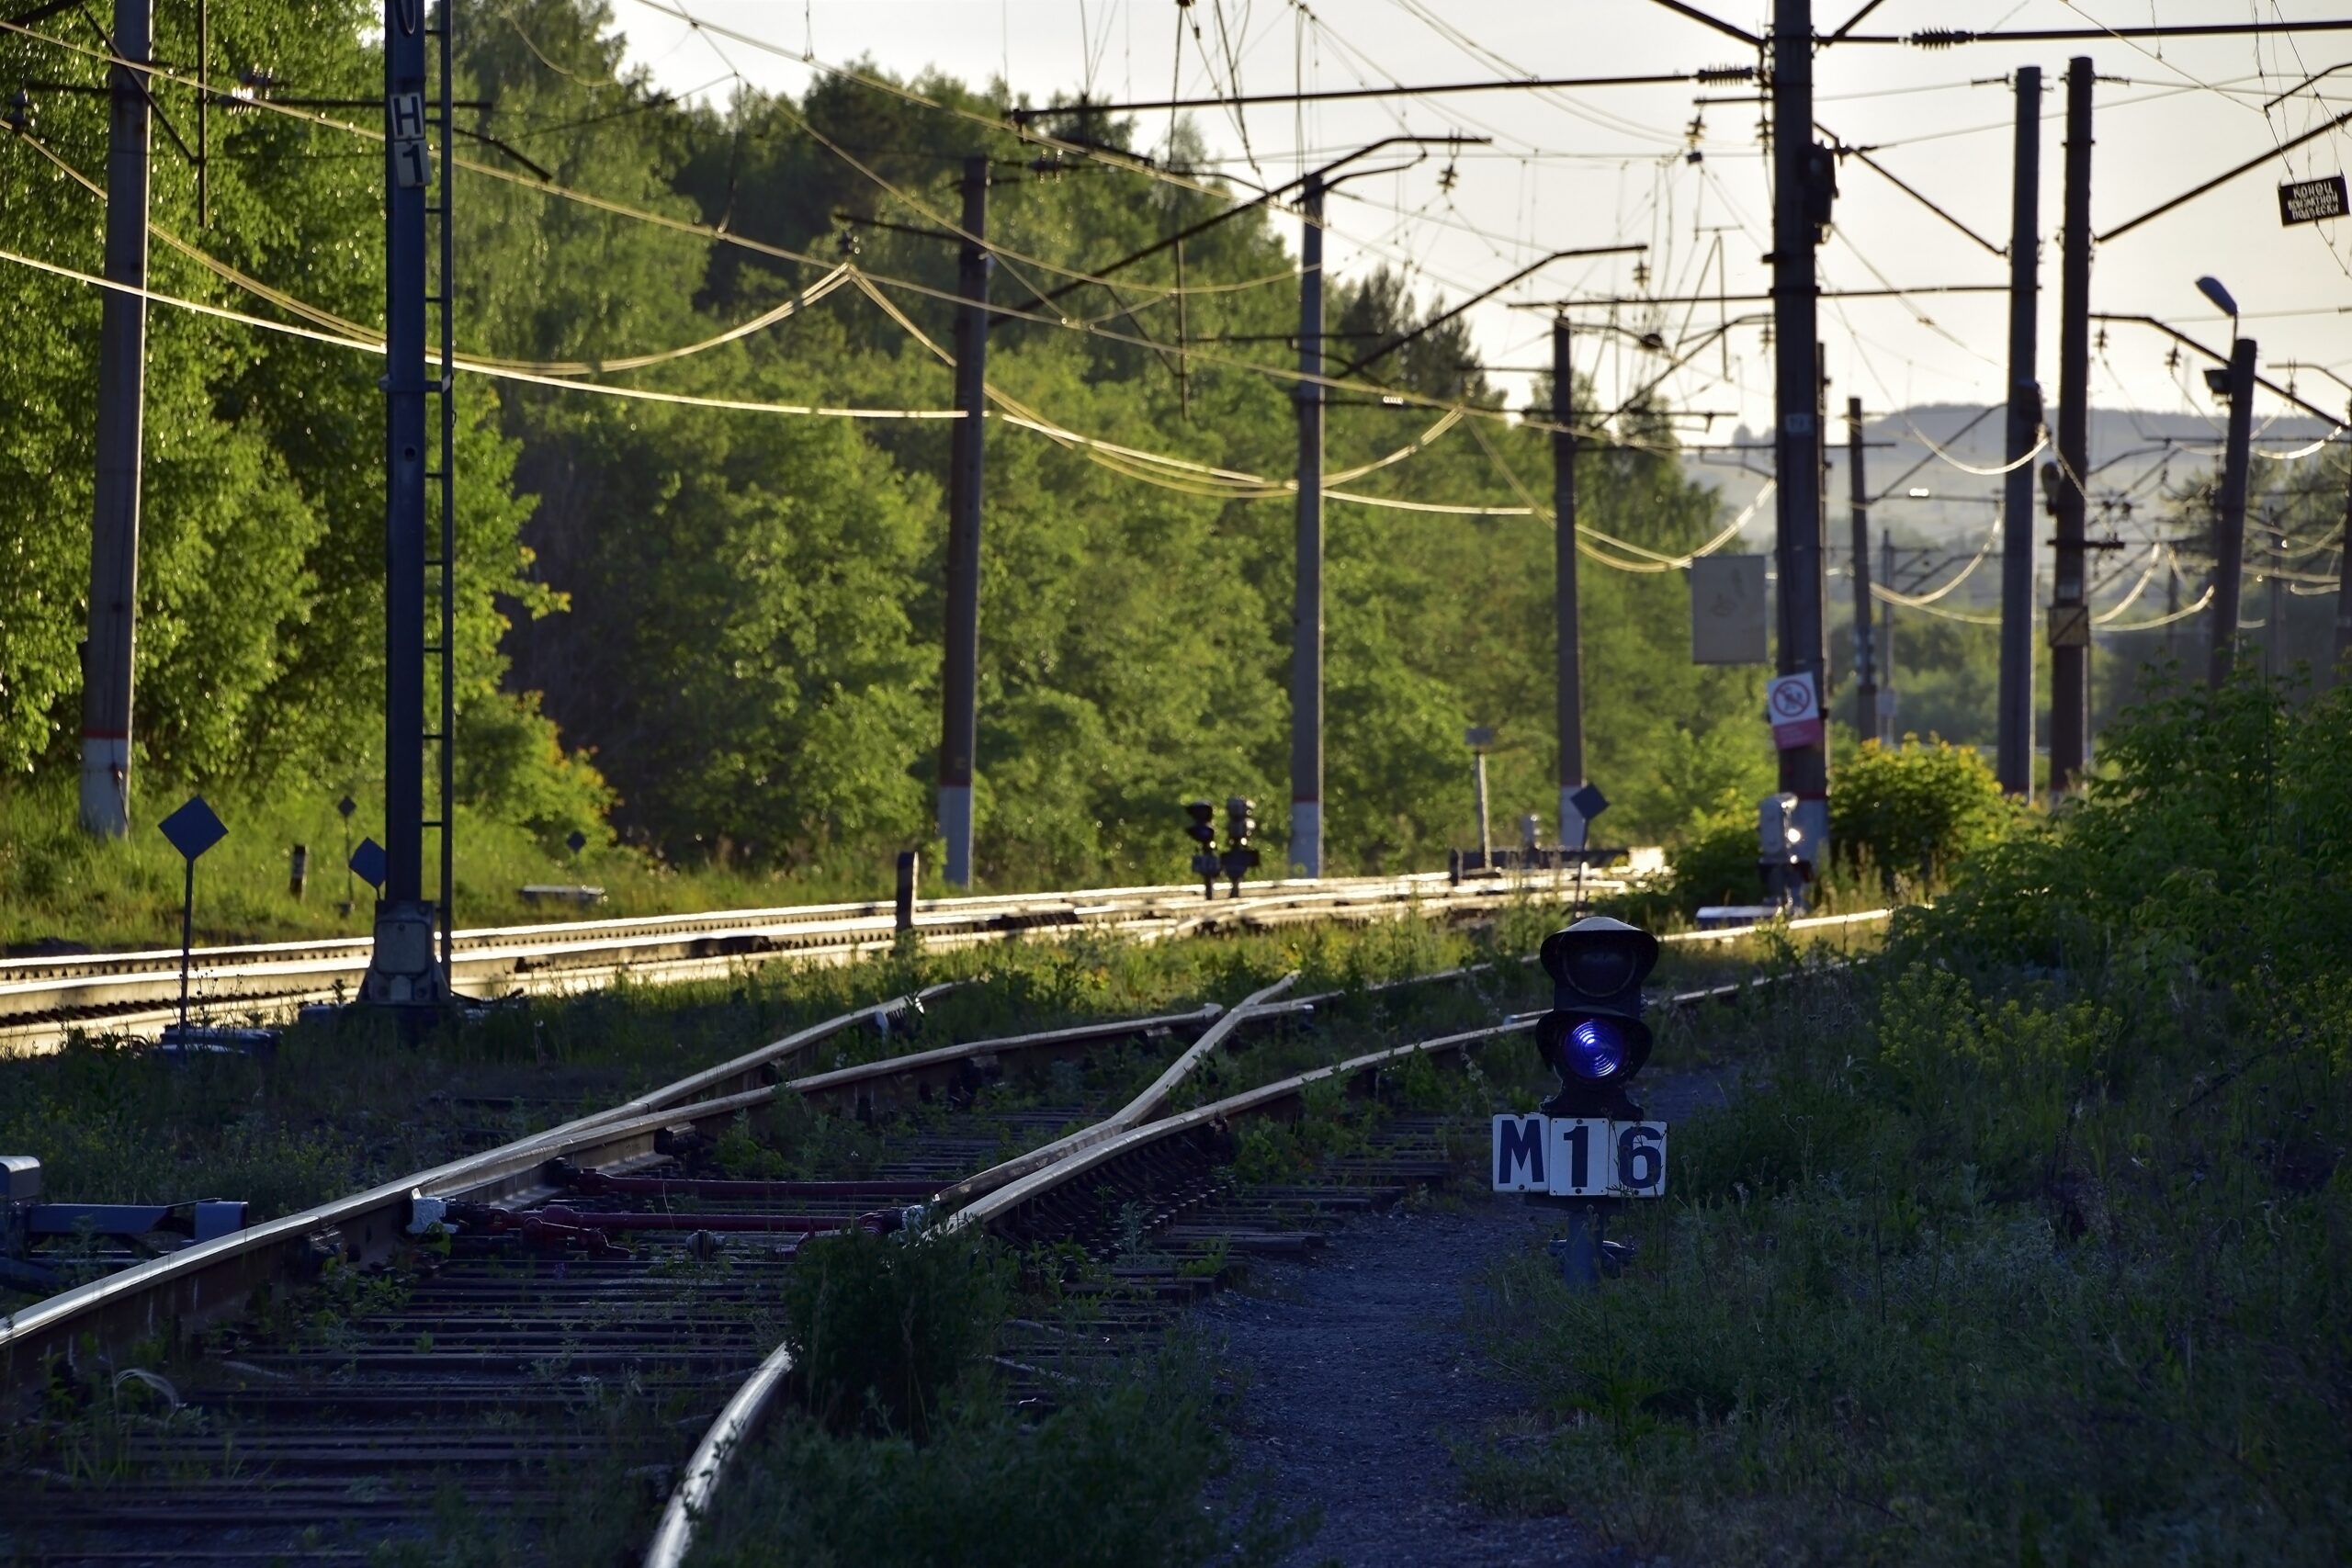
top-left (362, 0), bottom-right (450, 1009)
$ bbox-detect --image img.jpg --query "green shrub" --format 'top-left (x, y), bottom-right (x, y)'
top-left (1829, 736), bottom-right (2016, 888)
top-left (780, 1227), bottom-right (1011, 1438)
top-left (691, 1349), bottom-right (1296, 1568)
top-left (1668, 810), bottom-right (1766, 913)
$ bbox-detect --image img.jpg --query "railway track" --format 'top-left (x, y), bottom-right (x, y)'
top-left (0, 871), bottom-right (1621, 1055)
top-left (0, 950), bottom-right (1550, 1563)
top-left (1, 910), bottom-right (1878, 1564)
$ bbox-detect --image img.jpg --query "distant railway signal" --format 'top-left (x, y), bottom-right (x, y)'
top-left (1183, 801), bottom-right (1219, 897)
top-left (1759, 791), bottom-right (1811, 908)
top-left (1221, 797), bottom-right (1261, 896)
top-left (1181, 797), bottom-right (1263, 898)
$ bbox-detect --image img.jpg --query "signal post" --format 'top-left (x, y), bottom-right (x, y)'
top-left (1492, 917), bottom-right (1669, 1289)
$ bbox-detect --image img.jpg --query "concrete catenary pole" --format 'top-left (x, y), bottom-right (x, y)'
top-left (2335, 400), bottom-right (2352, 674)
top-left (939, 155), bottom-right (990, 887)
top-left (2208, 337), bottom-right (2257, 689)
top-left (1847, 397), bottom-right (1875, 739)
top-left (77, 0), bottom-right (153, 838)
top-left (1770, 0), bottom-right (1831, 871)
top-left (2266, 527), bottom-right (2286, 682)
top-left (1996, 64), bottom-right (2042, 795)
top-left (1290, 171), bottom-right (1327, 877)
top-left (1552, 317), bottom-right (1586, 836)
top-left (2050, 57), bottom-right (2095, 791)
top-left (1879, 526), bottom-right (1895, 745)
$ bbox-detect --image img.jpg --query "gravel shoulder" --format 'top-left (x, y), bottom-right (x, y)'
top-left (1203, 1069), bottom-right (1736, 1568)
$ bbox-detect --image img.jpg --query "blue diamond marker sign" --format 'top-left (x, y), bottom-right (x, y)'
top-left (349, 837), bottom-right (389, 893)
top-left (158, 795), bottom-right (227, 863)
top-left (1567, 783), bottom-right (1609, 826)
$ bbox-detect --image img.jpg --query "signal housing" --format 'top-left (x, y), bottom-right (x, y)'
top-left (1534, 915), bottom-right (1660, 1119)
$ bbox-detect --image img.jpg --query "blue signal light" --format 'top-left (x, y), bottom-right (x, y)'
top-left (1563, 1018), bottom-right (1631, 1081)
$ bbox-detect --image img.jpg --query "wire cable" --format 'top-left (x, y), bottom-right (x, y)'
top-left (6, 122), bottom-right (861, 375)
top-left (1872, 513), bottom-right (2001, 607)
top-left (0, 241), bottom-right (964, 418)
top-left (0, 12), bottom-right (1699, 435)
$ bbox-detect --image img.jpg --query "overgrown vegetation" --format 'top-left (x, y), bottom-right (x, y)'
top-left (1465, 671), bottom-right (2352, 1565)
top-left (689, 1105), bottom-right (1310, 1566)
top-left (693, 1335), bottom-right (1296, 1568)
top-left (782, 1228), bottom-right (1012, 1438)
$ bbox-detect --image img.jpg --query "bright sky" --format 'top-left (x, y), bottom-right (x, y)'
top-left (610, 0), bottom-right (2352, 436)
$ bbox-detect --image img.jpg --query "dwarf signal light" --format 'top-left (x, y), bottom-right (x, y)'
top-left (1534, 916), bottom-right (1660, 1120)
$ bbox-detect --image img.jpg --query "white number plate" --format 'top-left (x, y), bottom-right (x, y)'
top-left (1491, 1114), bottom-right (1667, 1198)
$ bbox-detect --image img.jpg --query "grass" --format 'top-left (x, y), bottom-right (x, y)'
top-left (0, 773), bottom-right (834, 952)
top-left (1458, 675), bottom-right (2352, 1566)
top-left (689, 1340), bottom-right (1300, 1568)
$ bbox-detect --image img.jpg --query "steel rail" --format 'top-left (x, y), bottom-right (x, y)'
top-left (639, 975), bottom-right (1374, 1568)
top-left (2, 895), bottom-right (1883, 1386)
top-left (0, 873), bottom-right (1600, 1053)
top-left (943, 973), bottom-right (1776, 1238)
top-left (0, 874), bottom-right (1460, 983)
top-left (1666, 908), bottom-right (1895, 944)
top-left (2, 887), bottom-right (1846, 1556)
top-left (2, 975), bottom-right (1339, 1557)
top-left (0, 982), bottom-right (953, 1385)
top-left (928, 974), bottom-right (1301, 1213)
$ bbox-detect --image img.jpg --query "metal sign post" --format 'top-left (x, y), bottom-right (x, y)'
top-left (1566, 782), bottom-right (1607, 913)
top-left (336, 794), bottom-right (356, 916)
top-left (1464, 728), bottom-right (1495, 870)
top-left (156, 796), bottom-right (227, 1039)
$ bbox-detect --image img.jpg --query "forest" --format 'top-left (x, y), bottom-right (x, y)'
top-left (1, 0), bottom-right (2336, 897)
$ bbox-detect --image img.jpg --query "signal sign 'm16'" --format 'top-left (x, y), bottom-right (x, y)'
top-left (1491, 1115), bottom-right (1668, 1198)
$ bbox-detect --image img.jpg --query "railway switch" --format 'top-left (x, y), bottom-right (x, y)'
top-left (3, 1156), bottom-right (252, 1292)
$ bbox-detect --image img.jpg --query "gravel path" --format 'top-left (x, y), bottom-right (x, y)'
top-left (1203, 1070), bottom-right (1736, 1568)
top-left (1204, 1198), bottom-right (1585, 1567)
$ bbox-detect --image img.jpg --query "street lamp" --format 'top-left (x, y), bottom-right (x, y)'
top-left (2192, 276), bottom-right (2259, 689)
top-left (2194, 275), bottom-right (2239, 328)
